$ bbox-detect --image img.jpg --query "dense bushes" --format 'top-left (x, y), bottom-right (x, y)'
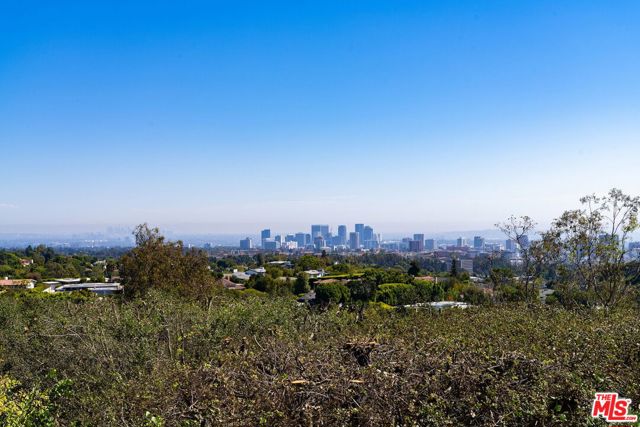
top-left (0, 374), bottom-right (72, 427)
top-left (376, 283), bottom-right (416, 306)
top-left (375, 280), bottom-right (483, 306)
top-left (0, 290), bottom-right (638, 426)
top-left (315, 283), bottom-right (350, 304)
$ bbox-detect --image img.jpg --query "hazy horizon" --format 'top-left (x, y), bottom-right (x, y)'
top-left (2, 1), bottom-right (639, 232)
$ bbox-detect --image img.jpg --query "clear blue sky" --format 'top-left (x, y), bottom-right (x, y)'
top-left (1, 1), bottom-right (639, 234)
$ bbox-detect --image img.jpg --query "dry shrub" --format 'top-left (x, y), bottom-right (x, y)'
top-left (0, 291), bottom-right (638, 426)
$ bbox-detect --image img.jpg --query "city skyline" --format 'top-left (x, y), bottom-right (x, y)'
top-left (2, 1), bottom-right (640, 232)
top-left (4, 219), bottom-right (639, 250)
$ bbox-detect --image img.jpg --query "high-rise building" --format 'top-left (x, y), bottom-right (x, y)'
top-left (295, 233), bottom-right (306, 248)
top-left (363, 226), bottom-right (374, 243)
top-left (313, 236), bottom-right (325, 250)
top-left (355, 224), bottom-right (365, 241)
top-left (261, 229), bottom-right (271, 247)
top-left (275, 235), bottom-right (282, 244)
top-left (338, 225), bottom-right (347, 245)
top-left (326, 232), bottom-right (333, 243)
top-left (425, 239), bottom-right (436, 251)
top-left (518, 235), bottom-right (530, 248)
top-left (473, 236), bottom-right (485, 250)
top-left (263, 239), bottom-right (278, 251)
top-left (505, 239), bottom-right (516, 252)
top-left (349, 232), bottom-right (360, 250)
top-left (285, 234), bottom-right (295, 242)
top-left (413, 233), bottom-right (424, 252)
top-left (239, 237), bottom-right (253, 250)
top-left (364, 234), bottom-right (380, 250)
top-left (409, 240), bottom-right (423, 252)
top-left (456, 237), bottom-right (467, 248)
top-left (311, 224), bottom-right (330, 239)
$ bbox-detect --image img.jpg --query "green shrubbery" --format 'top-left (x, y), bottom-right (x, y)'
top-left (374, 279), bottom-right (489, 307)
top-left (376, 283), bottom-right (416, 306)
top-left (0, 289), bottom-right (638, 425)
top-left (0, 373), bottom-right (71, 427)
top-left (315, 283), bottom-right (350, 305)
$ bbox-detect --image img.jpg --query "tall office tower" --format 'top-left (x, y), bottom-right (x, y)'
top-left (295, 233), bottom-right (306, 248)
top-left (413, 234), bottom-right (425, 252)
top-left (364, 233), bottom-right (380, 250)
top-left (355, 224), bottom-right (365, 240)
top-left (239, 237), bottom-right (253, 250)
top-left (505, 239), bottom-right (516, 252)
top-left (518, 235), bottom-right (530, 248)
top-left (349, 232), bottom-right (360, 250)
top-left (408, 240), bottom-right (422, 252)
top-left (313, 236), bottom-right (325, 250)
top-left (456, 237), bottom-right (467, 248)
top-left (285, 234), bottom-right (295, 242)
top-left (473, 236), bottom-right (485, 250)
top-left (311, 224), bottom-right (330, 239)
top-left (326, 232), bottom-right (333, 243)
top-left (261, 229), bottom-right (271, 247)
top-left (275, 235), bottom-right (282, 244)
top-left (425, 239), bottom-right (436, 251)
top-left (363, 226), bottom-right (374, 243)
top-left (338, 225), bottom-right (347, 245)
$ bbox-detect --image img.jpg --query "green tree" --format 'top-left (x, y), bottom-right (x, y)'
top-left (376, 283), bottom-right (417, 306)
top-left (296, 255), bottom-right (322, 271)
top-left (496, 215), bottom-right (538, 301)
top-left (89, 264), bottom-right (105, 283)
top-left (247, 274), bottom-right (279, 293)
top-left (315, 283), bottom-right (350, 305)
top-left (120, 224), bottom-right (216, 300)
top-left (408, 260), bottom-right (420, 276)
top-left (254, 253), bottom-right (264, 267)
top-left (450, 258), bottom-right (458, 278)
top-left (540, 189), bottom-right (640, 307)
top-left (293, 273), bottom-right (310, 295)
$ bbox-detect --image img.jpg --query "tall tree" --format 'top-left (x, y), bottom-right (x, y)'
top-left (450, 257), bottom-right (458, 278)
top-left (496, 215), bottom-right (538, 301)
top-left (540, 189), bottom-right (640, 307)
top-left (293, 273), bottom-right (310, 295)
top-left (120, 224), bottom-right (216, 300)
top-left (408, 260), bottom-right (420, 276)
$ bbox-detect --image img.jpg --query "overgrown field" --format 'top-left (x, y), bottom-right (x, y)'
top-left (0, 291), bottom-right (638, 426)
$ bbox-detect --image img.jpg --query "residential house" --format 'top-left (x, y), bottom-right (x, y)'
top-left (0, 278), bottom-right (35, 289)
top-left (304, 269), bottom-right (326, 279)
top-left (218, 278), bottom-right (246, 290)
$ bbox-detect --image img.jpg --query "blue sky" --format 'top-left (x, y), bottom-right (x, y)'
top-left (1, 1), bottom-right (639, 234)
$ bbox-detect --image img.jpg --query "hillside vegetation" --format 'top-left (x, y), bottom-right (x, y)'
top-left (0, 290), bottom-right (638, 426)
